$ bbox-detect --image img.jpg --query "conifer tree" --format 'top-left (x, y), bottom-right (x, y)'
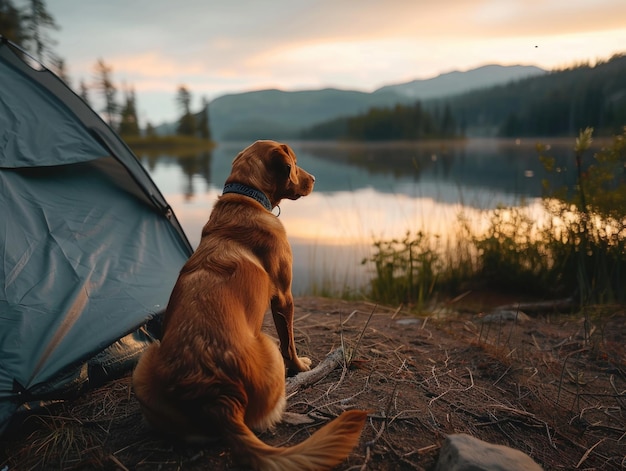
top-left (94, 58), bottom-right (118, 127)
top-left (145, 121), bottom-right (155, 137)
top-left (22, 0), bottom-right (58, 63)
top-left (0, 0), bottom-right (26, 45)
top-left (197, 96), bottom-right (211, 140)
top-left (119, 87), bottom-right (140, 137)
top-left (79, 79), bottom-right (90, 106)
top-left (176, 85), bottom-right (196, 136)
top-left (50, 56), bottom-right (69, 84)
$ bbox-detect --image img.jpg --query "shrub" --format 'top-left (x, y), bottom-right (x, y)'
top-left (363, 128), bottom-right (626, 307)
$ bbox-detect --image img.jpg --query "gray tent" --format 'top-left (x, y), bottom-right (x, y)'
top-left (0, 37), bottom-right (193, 434)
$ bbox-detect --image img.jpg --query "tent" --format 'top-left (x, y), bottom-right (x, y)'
top-left (0, 37), bottom-right (193, 434)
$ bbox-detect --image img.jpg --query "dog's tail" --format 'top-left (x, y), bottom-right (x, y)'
top-left (227, 407), bottom-right (368, 471)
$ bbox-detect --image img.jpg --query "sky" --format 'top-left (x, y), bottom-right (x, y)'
top-left (40, 0), bottom-right (626, 126)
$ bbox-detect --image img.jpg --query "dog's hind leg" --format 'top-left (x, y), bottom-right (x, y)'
top-left (243, 332), bottom-right (288, 432)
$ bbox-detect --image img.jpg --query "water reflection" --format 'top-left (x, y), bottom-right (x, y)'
top-left (291, 139), bottom-right (578, 199)
top-left (141, 150), bottom-right (214, 201)
top-left (136, 139), bottom-right (580, 294)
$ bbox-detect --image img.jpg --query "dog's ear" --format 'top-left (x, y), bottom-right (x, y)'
top-left (273, 144), bottom-right (298, 184)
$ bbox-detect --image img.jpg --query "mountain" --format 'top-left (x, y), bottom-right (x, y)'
top-left (440, 54), bottom-right (626, 137)
top-left (301, 55), bottom-right (626, 140)
top-left (208, 88), bottom-right (400, 141)
top-left (375, 64), bottom-right (545, 99)
top-left (204, 64), bottom-right (546, 141)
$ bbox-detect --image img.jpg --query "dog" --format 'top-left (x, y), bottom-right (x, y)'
top-left (132, 140), bottom-right (367, 470)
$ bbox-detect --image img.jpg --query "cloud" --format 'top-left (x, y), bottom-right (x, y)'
top-left (47, 0), bottom-right (626, 124)
top-left (469, 0), bottom-right (626, 36)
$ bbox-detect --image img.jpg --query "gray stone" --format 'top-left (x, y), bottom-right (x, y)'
top-left (396, 318), bottom-right (421, 325)
top-left (480, 309), bottom-right (530, 323)
top-left (435, 433), bottom-right (543, 471)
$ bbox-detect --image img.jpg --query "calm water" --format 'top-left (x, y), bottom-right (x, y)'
top-left (138, 139), bottom-right (580, 295)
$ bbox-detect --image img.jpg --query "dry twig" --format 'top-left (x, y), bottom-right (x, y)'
top-left (286, 347), bottom-right (345, 397)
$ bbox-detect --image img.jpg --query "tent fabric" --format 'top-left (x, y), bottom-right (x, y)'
top-left (0, 48), bottom-right (108, 168)
top-left (0, 38), bottom-right (193, 434)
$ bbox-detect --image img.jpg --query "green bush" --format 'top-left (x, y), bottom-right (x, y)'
top-left (538, 127), bottom-right (626, 304)
top-left (473, 206), bottom-right (554, 295)
top-left (362, 228), bottom-right (476, 309)
top-left (363, 128), bottom-right (626, 307)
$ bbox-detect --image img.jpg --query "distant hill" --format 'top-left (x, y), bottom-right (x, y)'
top-left (302, 55), bottom-right (626, 140)
top-left (199, 64), bottom-right (546, 141)
top-left (375, 64), bottom-right (545, 99)
top-left (207, 88), bottom-right (400, 141)
top-left (439, 54), bottom-right (626, 137)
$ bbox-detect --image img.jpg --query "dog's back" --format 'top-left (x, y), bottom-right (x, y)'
top-left (133, 141), bottom-right (367, 469)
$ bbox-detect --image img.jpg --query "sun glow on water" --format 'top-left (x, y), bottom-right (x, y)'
top-left (140, 139), bottom-right (558, 294)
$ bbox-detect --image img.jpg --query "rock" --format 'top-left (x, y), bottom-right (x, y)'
top-left (435, 433), bottom-right (543, 471)
top-left (396, 318), bottom-right (421, 325)
top-left (480, 309), bottom-right (531, 323)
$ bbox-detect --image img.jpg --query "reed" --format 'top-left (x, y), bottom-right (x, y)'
top-left (362, 229), bottom-right (474, 310)
top-left (361, 127), bottom-right (626, 309)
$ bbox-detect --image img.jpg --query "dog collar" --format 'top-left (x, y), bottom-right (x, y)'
top-left (222, 183), bottom-right (273, 212)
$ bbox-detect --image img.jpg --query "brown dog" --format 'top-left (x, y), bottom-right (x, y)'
top-left (132, 140), bottom-right (367, 470)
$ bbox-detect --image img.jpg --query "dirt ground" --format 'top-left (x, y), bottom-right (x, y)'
top-left (2, 293), bottom-right (625, 470)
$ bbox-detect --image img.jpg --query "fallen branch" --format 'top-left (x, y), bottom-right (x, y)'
top-left (494, 296), bottom-right (576, 315)
top-left (286, 347), bottom-right (345, 396)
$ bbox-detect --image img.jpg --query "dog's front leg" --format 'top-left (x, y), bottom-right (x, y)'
top-left (271, 293), bottom-right (311, 375)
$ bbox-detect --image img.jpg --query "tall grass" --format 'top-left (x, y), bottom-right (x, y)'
top-left (123, 134), bottom-right (215, 154)
top-left (362, 128), bottom-right (626, 308)
top-left (539, 127), bottom-right (626, 304)
top-left (362, 227), bottom-right (476, 309)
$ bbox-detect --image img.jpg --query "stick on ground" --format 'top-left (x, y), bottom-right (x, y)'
top-left (286, 347), bottom-right (345, 396)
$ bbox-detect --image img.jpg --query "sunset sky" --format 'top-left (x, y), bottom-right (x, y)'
top-left (45, 0), bottom-right (626, 125)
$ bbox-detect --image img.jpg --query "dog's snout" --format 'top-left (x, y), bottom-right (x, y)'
top-left (311, 174), bottom-right (316, 183)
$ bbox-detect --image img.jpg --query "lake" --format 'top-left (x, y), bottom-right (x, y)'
top-left (137, 138), bottom-right (581, 295)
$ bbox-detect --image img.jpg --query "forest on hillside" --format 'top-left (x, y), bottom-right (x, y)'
top-left (449, 53), bottom-right (626, 138)
top-left (301, 102), bottom-right (457, 141)
top-left (302, 54), bottom-right (626, 140)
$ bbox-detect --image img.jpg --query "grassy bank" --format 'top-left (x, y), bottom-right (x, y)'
top-left (361, 128), bottom-right (626, 310)
top-left (122, 135), bottom-right (215, 154)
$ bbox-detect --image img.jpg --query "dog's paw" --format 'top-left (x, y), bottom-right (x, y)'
top-left (298, 356), bottom-right (312, 370)
top-left (286, 356), bottom-right (311, 374)
top-left (294, 356), bottom-right (312, 372)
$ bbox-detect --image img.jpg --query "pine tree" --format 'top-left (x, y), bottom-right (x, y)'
top-left (176, 85), bottom-right (191, 115)
top-left (0, 0), bottom-right (26, 46)
top-left (94, 58), bottom-right (118, 128)
top-left (176, 85), bottom-right (196, 136)
top-left (440, 104), bottom-right (456, 137)
top-left (50, 56), bottom-right (70, 85)
top-left (21, 0), bottom-right (58, 63)
top-left (79, 79), bottom-right (90, 106)
top-left (145, 121), bottom-right (155, 137)
top-left (118, 87), bottom-right (140, 137)
top-left (197, 96), bottom-right (211, 140)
